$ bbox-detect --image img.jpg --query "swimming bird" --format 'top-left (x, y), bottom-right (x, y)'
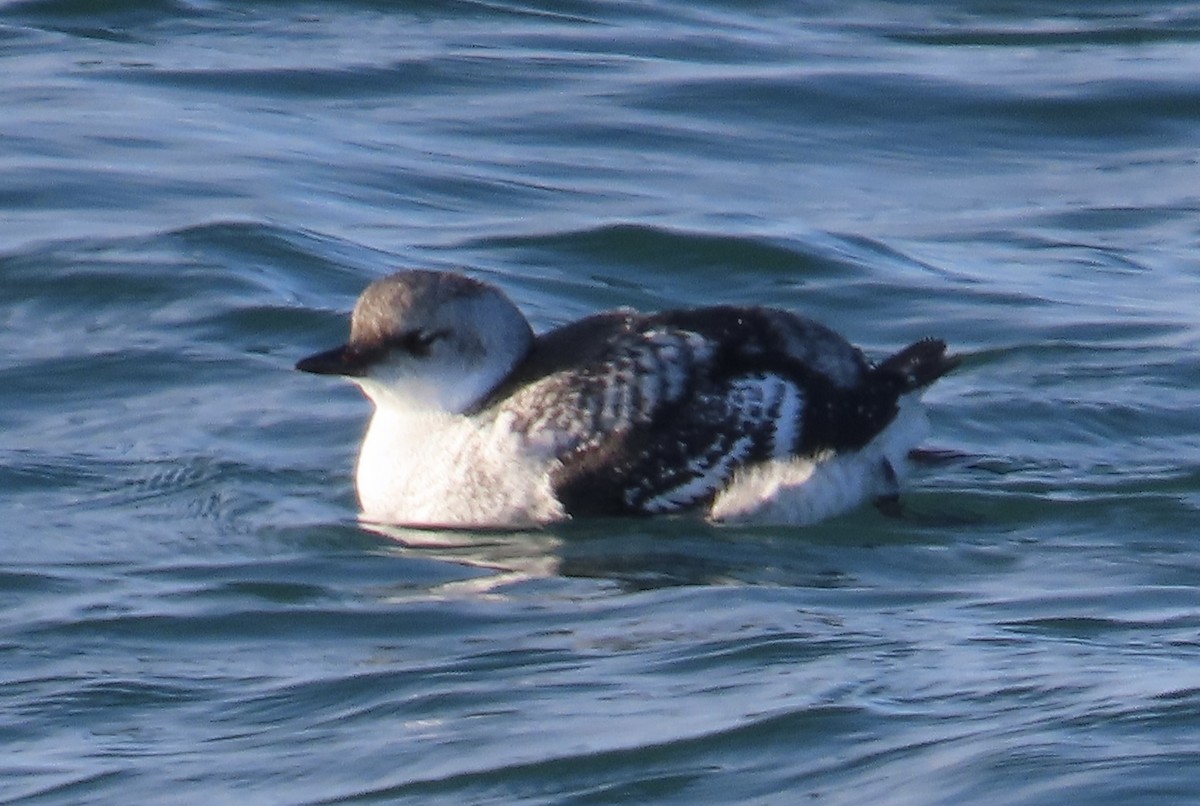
top-left (297, 270), bottom-right (957, 528)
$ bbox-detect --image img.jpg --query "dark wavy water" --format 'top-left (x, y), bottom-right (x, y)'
top-left (4, 1), bottom-right (1200, 803)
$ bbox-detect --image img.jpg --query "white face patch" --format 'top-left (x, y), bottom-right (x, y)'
top-left (348, 278), bottom-right (534, 415)
top-left (357, 350), bottom-right (492, 415)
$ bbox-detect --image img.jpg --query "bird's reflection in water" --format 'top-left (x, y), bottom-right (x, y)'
top-left (359, 517), bottom-right (861, 597)
top-left (360, 515), bottom-right (796, 597)
top-left (363, 520), bottom-right (566, 597)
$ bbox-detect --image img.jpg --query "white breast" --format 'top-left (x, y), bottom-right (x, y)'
top-left (354, 407), bottom-right (564, 528)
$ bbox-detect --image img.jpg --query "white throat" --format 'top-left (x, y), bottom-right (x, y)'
top-left (353, 360), bottom-right (506, 416)
top-left (353, 402), bottom-right (564, 528)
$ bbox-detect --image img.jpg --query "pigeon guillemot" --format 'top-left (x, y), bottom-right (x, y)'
top-left (297, 270), bottom-right (957, 528)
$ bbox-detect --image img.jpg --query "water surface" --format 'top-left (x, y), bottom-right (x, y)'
top-left (3, 1), bottom-right (1200, 803)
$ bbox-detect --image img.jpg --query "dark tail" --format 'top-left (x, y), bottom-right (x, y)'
top-left (876, 338), bottom-right (959, 393)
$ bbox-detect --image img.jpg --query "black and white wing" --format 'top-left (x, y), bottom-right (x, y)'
top-left (489, 313), bottom-right (815, 516)
top-left (482, 305), bottom-right (955, 518)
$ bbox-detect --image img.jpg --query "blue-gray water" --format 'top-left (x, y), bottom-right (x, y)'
top-left (4, 1), bottom-right (1200, 803)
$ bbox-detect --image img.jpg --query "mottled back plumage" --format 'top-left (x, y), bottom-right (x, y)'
top-left (474, 306), bottom-right (957, 516)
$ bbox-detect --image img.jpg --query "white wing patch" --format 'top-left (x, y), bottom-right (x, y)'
top-left (634, 373), bottom-right (806, 512)
top-left (731, 373), bottom-right (806, 459)
top-left (640, 434), bottom-right (755, 512)
top-left (769, 380), bottom-right (804, 457)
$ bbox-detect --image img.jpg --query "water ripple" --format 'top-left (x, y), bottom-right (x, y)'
top-left (5, 0), bottom-right (1200, 802)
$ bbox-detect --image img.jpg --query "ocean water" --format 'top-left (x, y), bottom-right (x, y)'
top-left (3, 0), bottom-right (1200, 802)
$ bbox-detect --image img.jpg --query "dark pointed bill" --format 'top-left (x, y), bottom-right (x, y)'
top-left (295, 345), bottom-right (370, 377)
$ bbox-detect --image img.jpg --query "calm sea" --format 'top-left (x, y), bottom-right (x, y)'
top-left (3, 1), bottom-right (1200, 803)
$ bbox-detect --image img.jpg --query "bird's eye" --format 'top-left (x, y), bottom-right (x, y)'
top-left (391, 328), bottom-right (449, 358)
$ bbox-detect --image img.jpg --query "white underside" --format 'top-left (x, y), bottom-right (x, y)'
top-left (355, 407), bottom-right (565, 529)
top-left (355, 395), bottom-right (930, 530)
top-left (708, 396), bottom-right (929, 525)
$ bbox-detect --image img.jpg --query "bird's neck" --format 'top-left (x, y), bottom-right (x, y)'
top-left (355, 361), bottom-right (519, 416)
top-left (355, 403), bottom-right (471, 515)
